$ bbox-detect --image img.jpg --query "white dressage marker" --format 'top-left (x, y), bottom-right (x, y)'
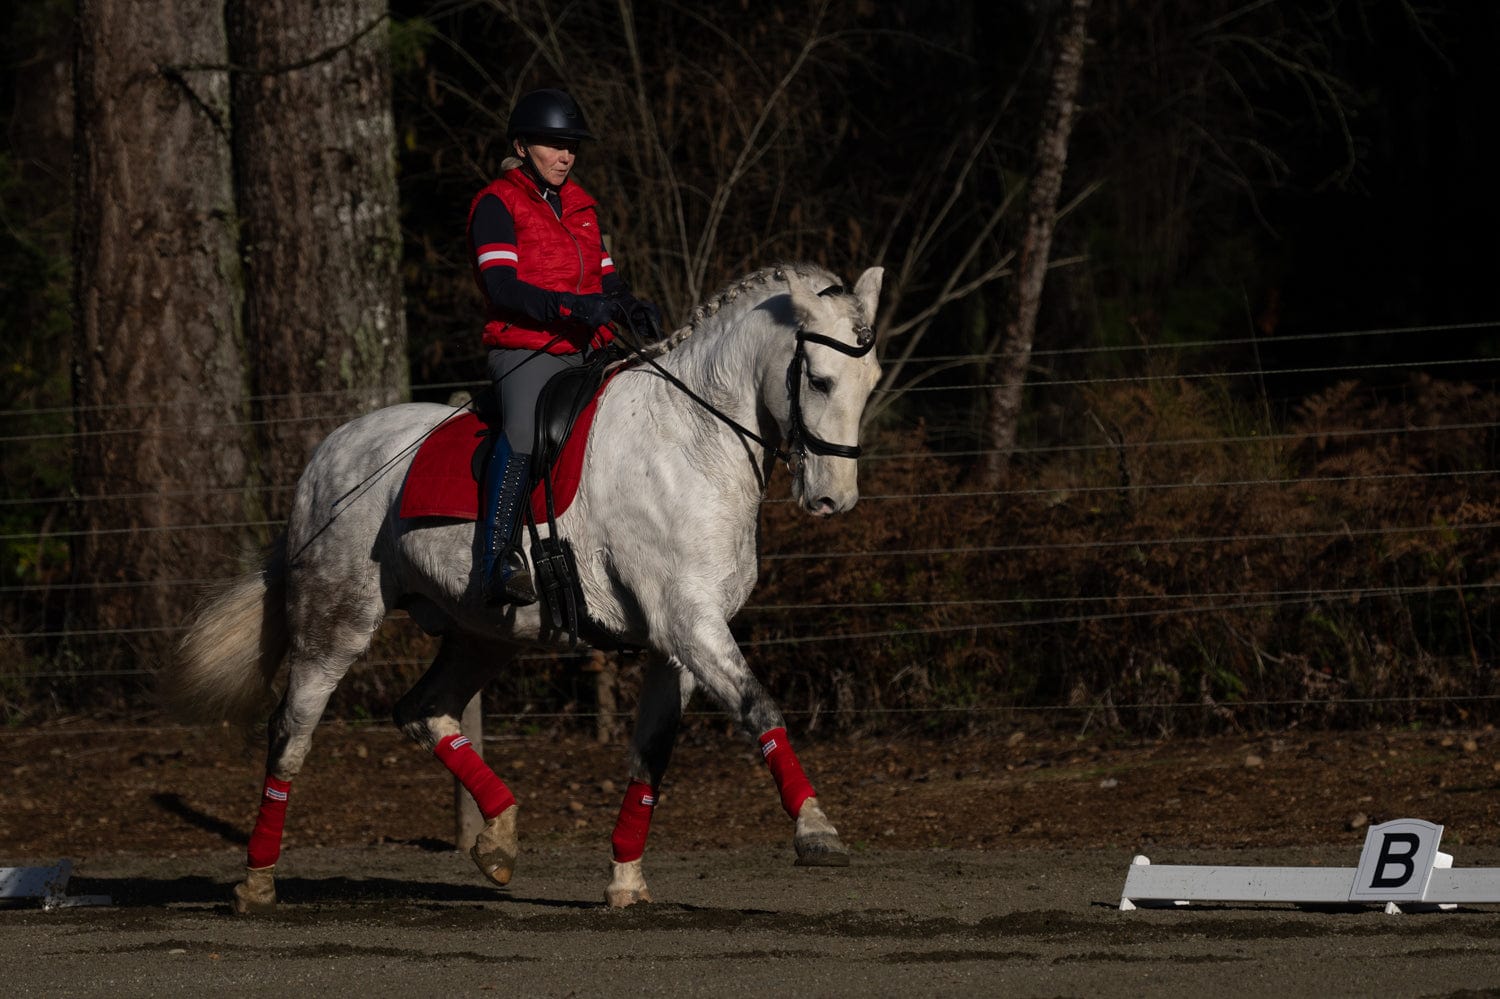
top-left (1120, 819), bottom-right (1500, 914)
top-left (0, 860), bottom-right (111, 910)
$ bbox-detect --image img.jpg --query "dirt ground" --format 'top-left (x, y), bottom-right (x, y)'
top-left (4, 720), bottom-right (1499, 860)
top-left (3, 721), bottom-right (1500, 996)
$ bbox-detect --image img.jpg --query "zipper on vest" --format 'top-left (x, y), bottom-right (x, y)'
top-left (528, 184), bottom-right (588, 294)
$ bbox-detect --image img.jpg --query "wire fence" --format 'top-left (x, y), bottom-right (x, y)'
top-left (3, 319), bottom-right (1498, 730)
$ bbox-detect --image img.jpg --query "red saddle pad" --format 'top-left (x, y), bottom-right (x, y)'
top-left (398, 380), bottom-right (608, 524)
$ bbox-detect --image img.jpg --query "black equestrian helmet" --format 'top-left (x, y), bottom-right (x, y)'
top-left (506, 89), bottom-right (595, 142)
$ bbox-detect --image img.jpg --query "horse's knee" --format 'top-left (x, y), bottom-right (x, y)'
top-left (392, 693), bottom-right (460, 751)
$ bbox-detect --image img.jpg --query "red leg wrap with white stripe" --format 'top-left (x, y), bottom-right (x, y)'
top-left (246, 775), bottom-right (292, 869)
top-left (758, 727), bottom-right (816, 818)
top-left (610, 779), bottom-right (657, 863)
top-left (433, 733), bottom-right (516, 820)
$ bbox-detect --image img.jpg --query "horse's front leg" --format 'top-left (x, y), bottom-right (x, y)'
top-left (665, 609), bottom-right (850, 869)
top-left (606, 655), bottom-right (690, 907)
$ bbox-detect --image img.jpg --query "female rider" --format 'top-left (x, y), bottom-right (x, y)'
top-left (467, 88), bottom-right (654, 604)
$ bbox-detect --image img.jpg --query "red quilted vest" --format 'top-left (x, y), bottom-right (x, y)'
top-left (468, 167), bottom-right (613, 354)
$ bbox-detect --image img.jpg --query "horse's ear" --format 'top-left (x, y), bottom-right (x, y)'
top-left (787, 274), bottom-right (828, 328)
top-left (853, 267), bottom-right (884, 323)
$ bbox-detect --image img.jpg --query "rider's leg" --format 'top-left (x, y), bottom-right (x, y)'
top-left (478, 430), bottom-right (535, 604)
top-left (481, 348), bottom-right (585, 604)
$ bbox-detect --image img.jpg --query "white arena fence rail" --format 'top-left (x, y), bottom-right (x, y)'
top-left (2, 321), bottom-right (1496, 721)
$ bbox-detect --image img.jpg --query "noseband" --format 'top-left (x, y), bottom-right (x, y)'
top-left (784, 320), bottom-right (876, 464)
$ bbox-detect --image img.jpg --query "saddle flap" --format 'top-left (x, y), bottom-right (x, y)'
top-left (398, 371), bottom-right (618, 525)
top-left (533, 363), bottom-right (607, 464)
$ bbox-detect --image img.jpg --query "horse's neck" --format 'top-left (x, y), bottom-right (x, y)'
top-left (657, 312), bottom-right (782, 437)
top-left (641, 309), bottom-right (786, 497)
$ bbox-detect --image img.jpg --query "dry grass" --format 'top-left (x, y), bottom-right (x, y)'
top-left (749, 374), bottom-right (1499, 735)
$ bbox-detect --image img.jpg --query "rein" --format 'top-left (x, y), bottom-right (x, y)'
top-left (608, 286), bottom-right (873, 479)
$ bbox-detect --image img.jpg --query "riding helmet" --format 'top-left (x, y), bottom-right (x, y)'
top-left (506, 88), bottom-right (595, 142)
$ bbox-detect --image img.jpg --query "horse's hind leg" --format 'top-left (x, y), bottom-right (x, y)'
top-left (606, 655), bottom-right (693, 908)
top-left (233, 629), bottom-right (372, 914)
top-left (393, 632), bottom-right (519, 888)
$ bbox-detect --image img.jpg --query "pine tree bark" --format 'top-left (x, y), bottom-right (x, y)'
top-left (982, 0), bottom-right (1091, 486)
top-left (73, 0), bottom-right (250, 656)
top-left (229, 1), bottom-right (408, 521)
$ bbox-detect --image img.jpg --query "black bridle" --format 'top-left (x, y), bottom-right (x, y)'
top-left (783, 324), bottom-right (876, 464)
top-left (609, 286), bottom-right (875, 477)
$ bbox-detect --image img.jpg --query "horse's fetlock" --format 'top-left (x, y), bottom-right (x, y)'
top-left (394, 716), bottom-right (436, 750)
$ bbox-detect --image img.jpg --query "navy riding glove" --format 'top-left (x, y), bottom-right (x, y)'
top-left (561, 292), bottom-right (617, 329)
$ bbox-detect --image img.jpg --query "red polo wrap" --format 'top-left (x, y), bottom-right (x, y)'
top-left (246, 775), bottom-right (292, 870)
top-left (758, 727), bottom-right (816, 818)
top-left (610, 779), bottom-right (658, 863)
top-left (434, 733), bottom-right (517, 820)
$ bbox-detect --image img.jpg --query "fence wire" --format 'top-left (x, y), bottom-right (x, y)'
top-left (4, 319), bottom-right (1498, 722)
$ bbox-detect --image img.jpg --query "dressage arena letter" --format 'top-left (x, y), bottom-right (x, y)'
top-left (1349, 819), bottom-right (1442, 901)
top-left (1120, 818), bottom-right (1500, 913)
top-left (1367, 834), bottom-right (1419, 888)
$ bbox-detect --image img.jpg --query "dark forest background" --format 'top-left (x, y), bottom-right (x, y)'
top-left (1, 0), bottom-right (1496, 733)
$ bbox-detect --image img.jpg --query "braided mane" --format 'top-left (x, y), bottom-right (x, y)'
top-left (633, 262), bottom-right (841, 361)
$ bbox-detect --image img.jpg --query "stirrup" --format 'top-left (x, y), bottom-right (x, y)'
top-left (485, 547), bottom-right (536, 606)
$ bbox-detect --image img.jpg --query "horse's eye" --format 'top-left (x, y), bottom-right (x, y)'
top-left (808, 374), bottom-right (833, 394)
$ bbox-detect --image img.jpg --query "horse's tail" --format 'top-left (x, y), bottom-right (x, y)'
top-left (162, 537), bottom-right (290, 726)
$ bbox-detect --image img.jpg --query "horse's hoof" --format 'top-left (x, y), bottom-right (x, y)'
top-left (606, 858), bottom-right (652, 908)
top-left (605, 885), bottom-right (654, 908)
top-left (231, 866), bottom-right (278, 914)
top-left (470, 804), bottom-right (519, 887)
top-left (794, 833), bottom-right (851, 867)
top-left (793, 797), bottom-right (851, 867)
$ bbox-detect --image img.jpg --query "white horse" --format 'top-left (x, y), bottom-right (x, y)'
top-left (165, 263), bottom-right (885, 913)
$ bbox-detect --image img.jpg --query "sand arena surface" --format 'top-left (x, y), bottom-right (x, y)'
top-left (2, 723), bottom-right (1498, 994)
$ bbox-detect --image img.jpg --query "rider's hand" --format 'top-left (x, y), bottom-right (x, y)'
top-left (561, 292), bottom-right (616, 330)
top-left (619, 295), bottom-right (666, 342)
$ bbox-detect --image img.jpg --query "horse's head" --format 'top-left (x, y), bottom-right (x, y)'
top-left (780, 266), bottom-right (884, 517)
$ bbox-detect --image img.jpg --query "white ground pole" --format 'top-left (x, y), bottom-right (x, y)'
top-left (1120, 819), bottom-right (1500, 914)
top-left (0, 860), bottom-right (110, 909)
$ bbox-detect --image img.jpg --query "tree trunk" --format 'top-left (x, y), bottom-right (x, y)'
top-left (72, 0), bottom-right (250, 659)
top-left (981, 0), bottom-right (1091, 486)
top-left (229, 0), bottom-right (408, 522)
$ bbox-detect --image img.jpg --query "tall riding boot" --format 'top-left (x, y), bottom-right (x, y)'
top-left (479, 432), bottom-right (537, 605)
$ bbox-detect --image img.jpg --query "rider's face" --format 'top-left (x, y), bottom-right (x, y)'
top-left (516, 138), bottom-right (577, 187)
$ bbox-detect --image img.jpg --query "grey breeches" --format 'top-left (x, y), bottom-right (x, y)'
top-left (486, 347), bottom-right (586, 458)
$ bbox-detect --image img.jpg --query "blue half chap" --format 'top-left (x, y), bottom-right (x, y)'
top-left (479, 430), bottom-right (534, 602)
